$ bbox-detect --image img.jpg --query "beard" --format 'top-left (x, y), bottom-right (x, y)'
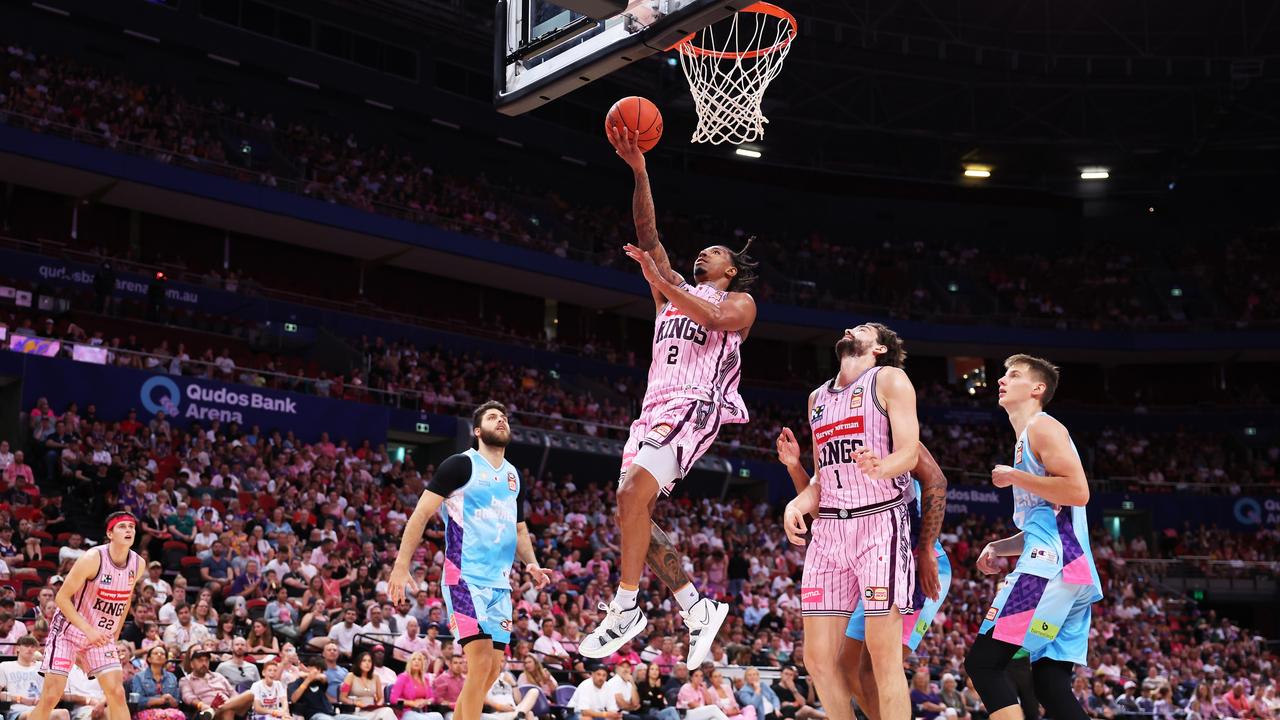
top-left (835, 337), bottom-right (871, 358)
top-left (478, 427), bottom-right (510, 448)
top-left (693, 264), bottom-right (708, 278)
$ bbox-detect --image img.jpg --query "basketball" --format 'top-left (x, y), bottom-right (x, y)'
top-left (605, 96), bottom-right (663, 152)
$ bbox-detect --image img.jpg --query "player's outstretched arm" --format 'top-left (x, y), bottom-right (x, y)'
top-left (607, 125), bottom-right (682, 308)
top-left (388, 489), bottom-right (446, 602)
top-left (55, 549), bottom-right (106, 642)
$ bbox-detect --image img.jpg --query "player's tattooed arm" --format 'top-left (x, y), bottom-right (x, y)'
top-left (914, 443), bottom-right (947, 551)
top-left (630, 166), bottom-right (681, 287)
top-left (645, 520), bottom-right (692, 591)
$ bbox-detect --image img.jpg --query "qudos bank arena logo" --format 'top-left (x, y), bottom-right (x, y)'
top-left (1234, 498), bottom-right (1262, 526)
top-left (140, 376), bottom-right (182, 416)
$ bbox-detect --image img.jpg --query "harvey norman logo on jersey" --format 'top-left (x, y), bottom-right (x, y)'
top-left (140, 376), bottom-right (298, 423)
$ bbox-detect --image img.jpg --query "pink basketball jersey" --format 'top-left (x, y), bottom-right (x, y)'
top-left (59, 545), bottom-right (140, 636)
top-left (645, 283), bottom-right (748, 425)
top-left (808, 366), bottom-right (910, 508)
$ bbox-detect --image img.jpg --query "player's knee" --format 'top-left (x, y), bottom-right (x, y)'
top-left (616, 476), bottom-right (651, 513)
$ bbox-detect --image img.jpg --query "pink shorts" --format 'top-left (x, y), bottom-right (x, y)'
top-left (41, 622), bottom-right (121, 678)
top-left (799, 502), bottom-right (914, 617)
top-left (619, 397), bottom-right (720, 492)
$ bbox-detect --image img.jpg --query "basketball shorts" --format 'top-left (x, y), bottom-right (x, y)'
top-left (846, 550), bottom-right (951, 650)
top-left (978, 570), bottom-right (1095, 665)
top-left (620, 397), bottom-right (721, 493)
top-left (800, 502), bottom-right (914, 618)
top-left (443, 580), bottom-right (512, 650)
top-left (41, 620), bottom-right (121, 678)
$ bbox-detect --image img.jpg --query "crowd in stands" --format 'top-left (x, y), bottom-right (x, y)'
top-left (3, 42), bottom-right (1280, 330)
top-left (0, 394), bottom-right (1274, 720)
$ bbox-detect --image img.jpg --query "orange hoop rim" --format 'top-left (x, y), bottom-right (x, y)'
top-left (671, 2), bottom-right (797, 61)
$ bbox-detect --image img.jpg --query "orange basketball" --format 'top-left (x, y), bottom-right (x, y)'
top-left (605, 96), bottom-right (663, 152)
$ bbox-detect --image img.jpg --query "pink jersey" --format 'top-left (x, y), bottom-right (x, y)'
top-left (54, 545), bottom-right (140, 637)
top-left (644, 282), bottom-right (748, 425)
top-left (809, 366), bottom-right (910, 508)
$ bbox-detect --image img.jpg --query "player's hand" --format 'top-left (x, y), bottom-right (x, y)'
top-left (782, 501), bottom-right (809, 546)
top-left (976, 543), bottom-right (1001, 575)
top-left (775, 428), bottom-right (802, 469)
top-left (853, 447), bottom-right (886, 480)
top-left (991, 464), bottom-right (1016, 488)
top-left (387, 565), bottom-right (417, 604)
top-left (83, 626), bottom-right (110, 647)
top-left (606, 124), bottom-right (646, 172)
top-left (527, 563), bottom-right (551, 589)
top-left (916, 548), bottom-right (940, 601)
top-left (623, 244), bottom-right (665, 287)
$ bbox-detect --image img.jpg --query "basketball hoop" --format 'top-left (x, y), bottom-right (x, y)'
top-left (672, 2), bottom-right (797, 145)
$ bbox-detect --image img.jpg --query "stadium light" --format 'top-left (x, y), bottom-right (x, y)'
top-left (1080, 167), bottom-right (1110, 180)
top-left (962, 164), bottom-right (991, 178)
top-left (735, 148), bottom-right (762, 159)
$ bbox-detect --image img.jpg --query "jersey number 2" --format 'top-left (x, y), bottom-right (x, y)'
top-left (666, 346), bottom-right (679, 364)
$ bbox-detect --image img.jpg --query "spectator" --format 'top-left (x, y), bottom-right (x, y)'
top-left (910, 670), bottom-right (946, 719)
top-left (605, 661), bottom-right (642, 720)
top-left (709, 669), bottom-right (754, 720)
top-left (289, 658), bottom-right (362, 720)
top-left (771, 667), bottom-right (823, 720)
top-left (130, 646), bottom-right (185, 720)
top-left (163, 604), bottom-right (212, 651)
top-left (368, 646), bottom-right (396, 688)
top-left (677, 668), bottom-right (729, 720)
top-left (389, 652), bottom-right (442, 720)
top-left (484, 668), bottom-right (538, 720)
top-left (0, 442), bottom-right (12, 472)
top-left (431, 655), bottom-right (466, 715)
top-left (2, 451), bottom-right (33, 489)
top-left (265, 587), bottom-right (301, 642)
top-left (166, 504), bottom-right (195, 544)
top-left (360, 606), bottom-right (395, 638)
top-left (178, 647), bottom-right (253, 720)
top-left (516, 655), bottom-right (558, 705)
top-left (1221, 682), bottom-right (1253, 718)
top-left (338, 651), bottom-right (395, 720)
top-left (320, 643), bottom-right (348, 704)
top-left (939, 675), bottom-right (967, 720)
top-left (215, 637), bottom-right (261, 687)
top-left (571, 666), bottom-right (622, 720)
top-left (248, 659), bottom-right (290, 720)
top-left (533, 617), bottom-right (572, 670)
top-left (392, 617), bottom-right (431, 662)
top-left (328, 608), bottom-right (361, 657)
top-left (736, 667), bottom-right (780, 720)
top-left (1115, 682), bottom-right (1151, 716)
top-left (0, 636), bottom-right (63, 720)
top-left (245, 619), bottom-right (281, 662)
top-left (142, 561), bottom-right (173, 605)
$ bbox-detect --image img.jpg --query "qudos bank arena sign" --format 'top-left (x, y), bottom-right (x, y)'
top-left (139, 376), bottom-right (297, 424)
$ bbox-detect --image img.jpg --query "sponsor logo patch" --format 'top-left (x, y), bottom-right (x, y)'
top-left (53, 657), bottom-right (73, 670)
top-left (985, 607), bottom-right (999, 622)
top-left (1029, 619), bottom-right (1061, 640)
top-left (863, 587), bottom-right (889, 602)
top-left (500, 619), bottom-right (512, 630)
top-left (850, 395), bottom-right (863, 409)
top-left (915, 618), bottom-right (930, 634)
top-left (1014, 441), bottom-right (1024, 465)
top-left (810, 405), bottom-right (825, 422)
top-left (800, 587), bottom-right (824, 604)
top-left (507, 472), bottom-right (518, 492)
top-left (1029, 547), bottom-right (1059, 564)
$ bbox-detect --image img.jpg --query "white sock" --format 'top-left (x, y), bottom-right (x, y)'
top-left (674, 583), bottom-right (701, 613)
top-left (613, 585), bottom-right (639, 610)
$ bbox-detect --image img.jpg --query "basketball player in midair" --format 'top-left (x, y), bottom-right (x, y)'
top-left (579, 125), bottom-right (757, 666)
top-left (779, 433), bottom-right (951, 720)
top-left (31, 511), bottom-right (142, 720)
top-left (776, 324), bottom-right (921, 720)
top-left (963, 355), bottom-right (1101, 720)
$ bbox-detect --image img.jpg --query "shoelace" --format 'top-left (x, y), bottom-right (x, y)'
top-left (596, 601), bottom-right (621, 629)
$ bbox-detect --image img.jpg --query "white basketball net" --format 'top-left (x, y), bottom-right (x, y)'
top-left (676, 3), bottom-right (796, 145)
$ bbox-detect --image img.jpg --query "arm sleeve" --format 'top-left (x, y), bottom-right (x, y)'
top-left (426, 454), bottom-right (473, 497)
top-left (516, 470), bottom-right (529, 522)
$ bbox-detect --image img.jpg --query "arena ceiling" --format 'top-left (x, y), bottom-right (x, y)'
top-left (319, 0), bottom-right (1280, 194)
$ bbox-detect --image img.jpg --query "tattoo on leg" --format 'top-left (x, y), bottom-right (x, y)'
top-left (646, 521), bottom-right (691, 591)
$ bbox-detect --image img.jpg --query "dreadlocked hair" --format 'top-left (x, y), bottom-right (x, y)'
top-left (725, 237), bottom-right (759, 292)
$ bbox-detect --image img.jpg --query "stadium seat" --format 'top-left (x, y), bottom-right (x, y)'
top-left (27, 530), bottom-right (52, 542)
top-left (519, 685), bottom-right (551, 716)
top-left (40, 546), bottom-right (60, 558)
top-left (55, 532), bottom-right (72, 544)
top-left (180, 556), bottom-right (204, 584)
top-left (26, 560), bottom-right (55, 573)
top-left (553, 685), bottom-right (577, 707)
top-left (246, 598), bottom-right (267, 619)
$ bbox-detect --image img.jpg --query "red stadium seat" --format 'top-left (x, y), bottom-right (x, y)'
top-left (162, 540), bottom-right (190, 553)
top-left (246, 598), bottom-right (267, 619)
top-left (27, 560), bottom-right (55, 573)
top-left (27, 530), bottom-right (52, 542)
top-left (55, 532), bottom-right (72, 544)
top-left (40, 546), bottom-right (60, 557)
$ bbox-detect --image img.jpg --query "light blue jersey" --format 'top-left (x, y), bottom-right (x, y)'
top-left (429, 449), bottom-right (525, 590)
top-left (1011, 413), bottom-right (1102, 596)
